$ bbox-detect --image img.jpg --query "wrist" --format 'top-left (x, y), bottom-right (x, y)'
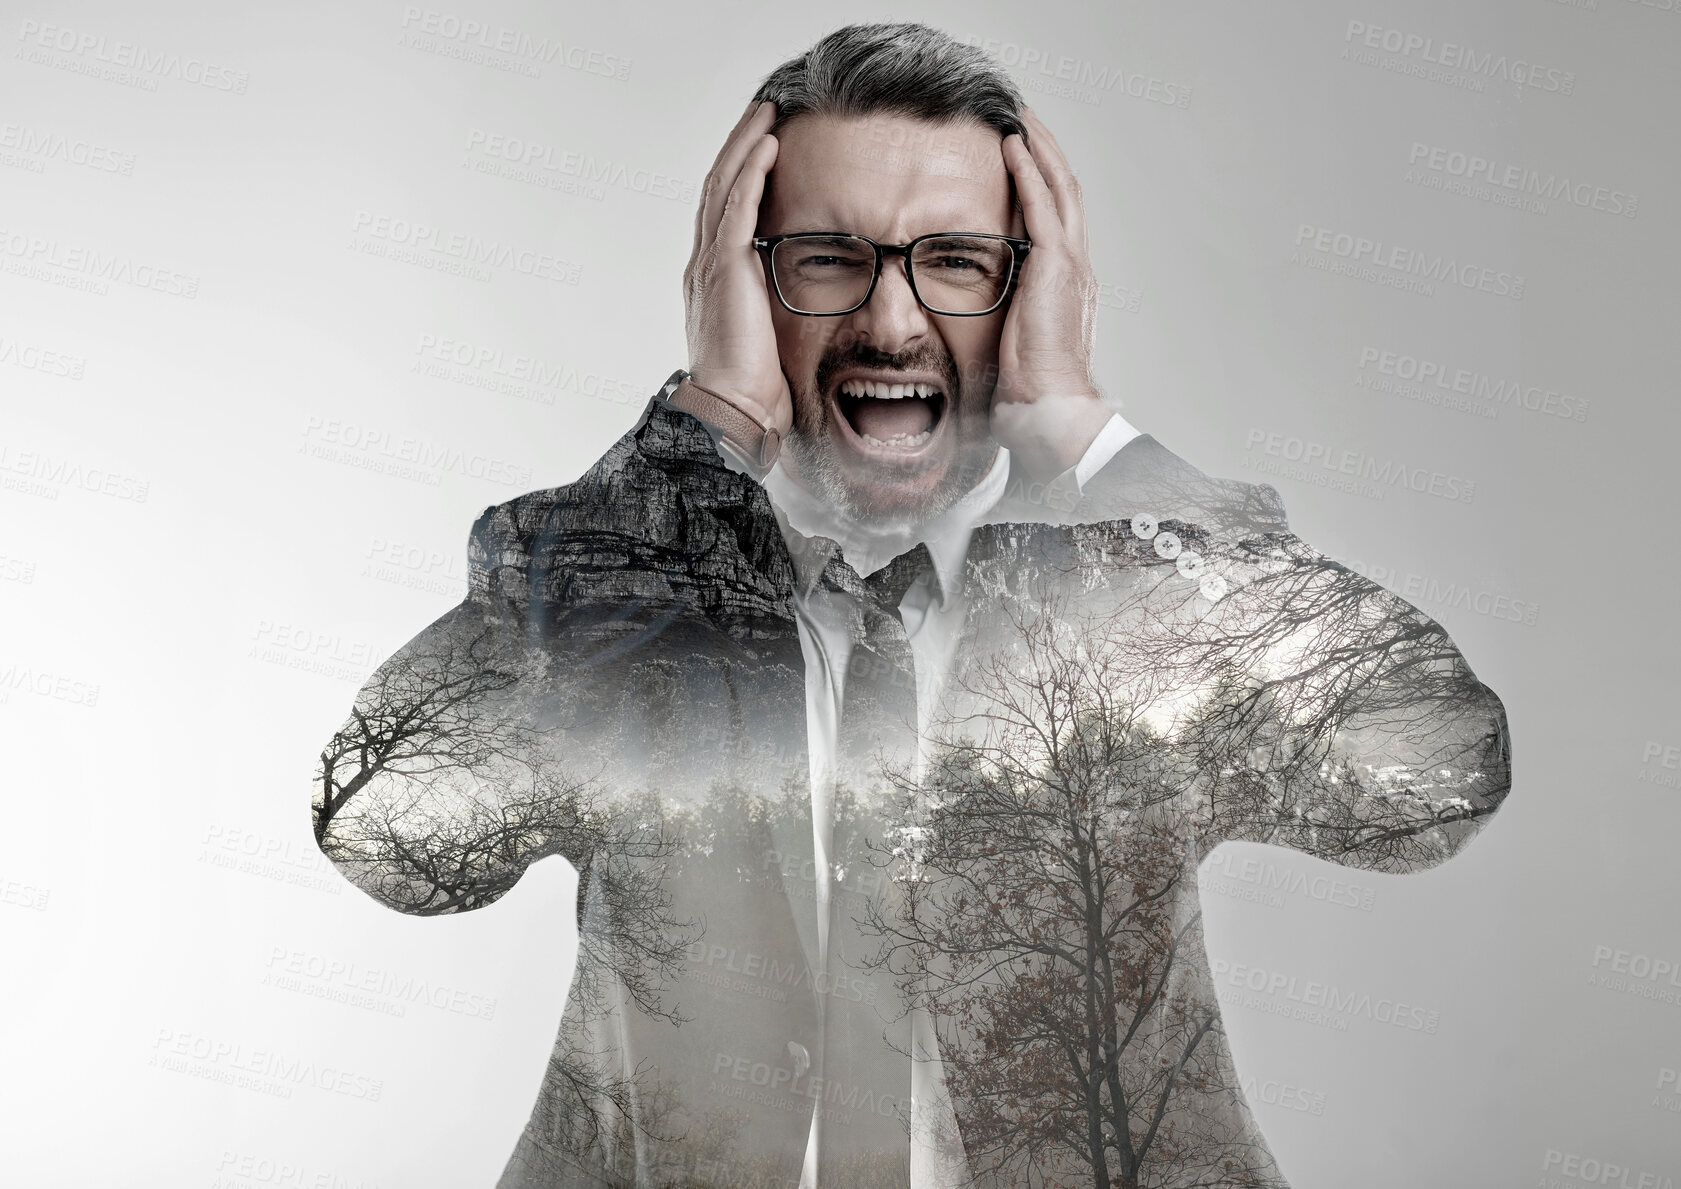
top-left (658, 369), bottom-right (782, 475)
top-left (992, 390), bottom-right (1112, 481)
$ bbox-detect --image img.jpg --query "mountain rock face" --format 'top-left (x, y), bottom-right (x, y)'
top-left (472, 405), bottom-right (799, 638)
top-left (463, 404), bottom-right (812, 803)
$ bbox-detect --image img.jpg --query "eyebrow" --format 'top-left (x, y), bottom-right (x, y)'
top-left (914, 234), bottom-right (1001, 248)
top-left (780, 231), bottom-right (1010, 244)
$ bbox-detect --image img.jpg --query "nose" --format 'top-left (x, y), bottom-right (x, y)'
top-left (843, 253), bottom-right (931, 356)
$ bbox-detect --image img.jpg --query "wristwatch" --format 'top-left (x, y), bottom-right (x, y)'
top-left (656, 368), bottom-right (782, 476)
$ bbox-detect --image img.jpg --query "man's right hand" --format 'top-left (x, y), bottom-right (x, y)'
top-left (682, 99), bottom-right (793, 442)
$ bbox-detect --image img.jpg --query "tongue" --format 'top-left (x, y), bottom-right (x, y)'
top-left (851, 396), bottom-right (934, 441)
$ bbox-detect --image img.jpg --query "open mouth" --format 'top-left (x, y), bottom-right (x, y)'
top-left (834, 378), bottom-right (947, 451)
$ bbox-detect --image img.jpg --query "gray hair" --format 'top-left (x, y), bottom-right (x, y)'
top-left (753, 22), bottom-right (1026, 140)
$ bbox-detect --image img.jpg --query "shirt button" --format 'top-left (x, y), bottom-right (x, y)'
top-left (1199, 572), bottom-right (1229, 602)
top-left (1130, 514), bottom-right (1158, 540)
top-left (1175, 550), bottom-right (1204, 579)
top-left (1153, 531), bottom-right (1182, 560)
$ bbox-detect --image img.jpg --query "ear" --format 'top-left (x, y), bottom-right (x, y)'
top-left (756, 170), bottom-right (775, 237)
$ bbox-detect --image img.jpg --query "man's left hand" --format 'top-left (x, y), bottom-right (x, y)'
top-left (990, 107), bottom-right (1115, 483)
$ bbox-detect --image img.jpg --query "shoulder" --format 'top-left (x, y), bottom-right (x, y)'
top-left (462, 401), bottom-right (737, 600)
top-left (976, 434), bottom-right (1292, 586)
top-left (461, 401), bottom-right (795, 627)
top-left (1068, 432), bottom-right (1290, 544)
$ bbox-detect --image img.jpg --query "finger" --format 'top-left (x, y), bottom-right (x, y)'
top-left (699, 101), bottom-right (778, 258)
top-left (1001, 134), bottom-right (1064, 251)
top-left (715, 133), bottom-right (779, 254)
top-left (693, 99), bottom-right (767, 258)
top-left (1020, 108), bottom-right (1085, 254)
top-left (1021, 108), bottom-right (1085, 252)
top-left (715, 97), bottom-right (769, 174)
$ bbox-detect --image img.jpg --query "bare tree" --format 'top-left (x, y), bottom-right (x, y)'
top-left (313, 622), bottom-right (538, 848)
top-left (1138, 534), bottom-right (1498, 756)
top-left (1119, 529), bottom-right (1510, 869)
top-left (314, 622), bottom-right (701, 1176)
top-left (866, 606), bottom-right (1276, 1189)
top-left (863, 536), bottom-right (1510, 1188)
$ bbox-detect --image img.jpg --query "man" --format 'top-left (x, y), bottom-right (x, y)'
top-left (314, 23), bottom-right (1511, 1189)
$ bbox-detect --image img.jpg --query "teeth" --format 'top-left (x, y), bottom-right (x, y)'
top-left (838, 378), bottom-right (941, 400)
top-left (860, 429), bottom-right (932, 448)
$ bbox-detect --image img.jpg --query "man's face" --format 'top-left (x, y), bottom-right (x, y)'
top-left (759, 113), bottom-right (1020, 524)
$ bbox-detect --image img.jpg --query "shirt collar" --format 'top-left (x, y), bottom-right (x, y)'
top-left (763, 445), bottom-right (1011, 604)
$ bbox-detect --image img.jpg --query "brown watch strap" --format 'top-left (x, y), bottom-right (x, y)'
top-left (664, 376), bottom-right (782, 473)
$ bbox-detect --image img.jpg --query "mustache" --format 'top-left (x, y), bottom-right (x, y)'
top-left (812, 341), bottom-right (962, 399)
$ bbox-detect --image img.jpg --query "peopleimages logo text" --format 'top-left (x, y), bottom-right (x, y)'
top-left (465, 131), bottom-right (695, 202)
top-left (1343, 22), bottom-right (1576, 93)
top-left (1294, 225), bottom-right (1524, 299)
top-left (1540, 1150), bottom-right (1674, 1189)
top-left (14, 20), bottom-right (251, 92)
top-left (0, 228), bottom-right (200, 298)
top-left (1357, 347), bottom-right (1588, 422)
top-left (1244, 429), bottom-right (1476, 504)
top-left (1408, 144), bottom-right (1637, 217)
top-left (962, 36), bottom-right (1193, 107)
top-left (398, 8), bottom-right (629, 78)
top-left (0, 123), bottom-right (136, 174)
top-left (349, 212), bottom-right (582, 285)
top-left (300, 415), bottom-right (533, 488)
top-left (1209, 958), bottom-right (1441, 1032)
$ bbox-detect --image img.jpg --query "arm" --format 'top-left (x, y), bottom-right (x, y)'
top-left (1007, 426), bottom-right (1508, 875)
top-left (311, 492), bottom-right (581, 914)
top-left (1208, 537), bottom-right (1510, 873)
top-left (1129, 511), bottom-right (1513, 875)
top-left (311, 395), bottom-right (803, 913)
top-left (312, 402), bottom-right (665, 914)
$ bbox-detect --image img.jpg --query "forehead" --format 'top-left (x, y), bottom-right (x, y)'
top-left (761, 113), bottom-right (1012, 238)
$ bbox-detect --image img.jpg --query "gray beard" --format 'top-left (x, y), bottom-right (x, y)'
top-left (783, 382), bottom-right (994, 531)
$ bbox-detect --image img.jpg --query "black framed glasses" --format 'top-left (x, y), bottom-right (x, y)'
top-left (753, 231), bottom-right (1031, 317)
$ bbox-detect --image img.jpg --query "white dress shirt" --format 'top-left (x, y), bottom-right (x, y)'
top-left (755, 414), bottom-right (1139, 1188)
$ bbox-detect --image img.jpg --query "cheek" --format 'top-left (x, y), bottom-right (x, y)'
top-left (944, 317), bottom-right (1004, 393)
top-left (771, 308), bottom-right (823, 377)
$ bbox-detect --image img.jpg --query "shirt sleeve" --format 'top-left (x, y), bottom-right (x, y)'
top-left (1072, 412), bottom-right (1141, 492)
top-left (1032, 412), bottom-right (1144, 516)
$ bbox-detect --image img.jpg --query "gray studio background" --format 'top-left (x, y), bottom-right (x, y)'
top-left (1, 0), bottom-right (1675, 1185)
